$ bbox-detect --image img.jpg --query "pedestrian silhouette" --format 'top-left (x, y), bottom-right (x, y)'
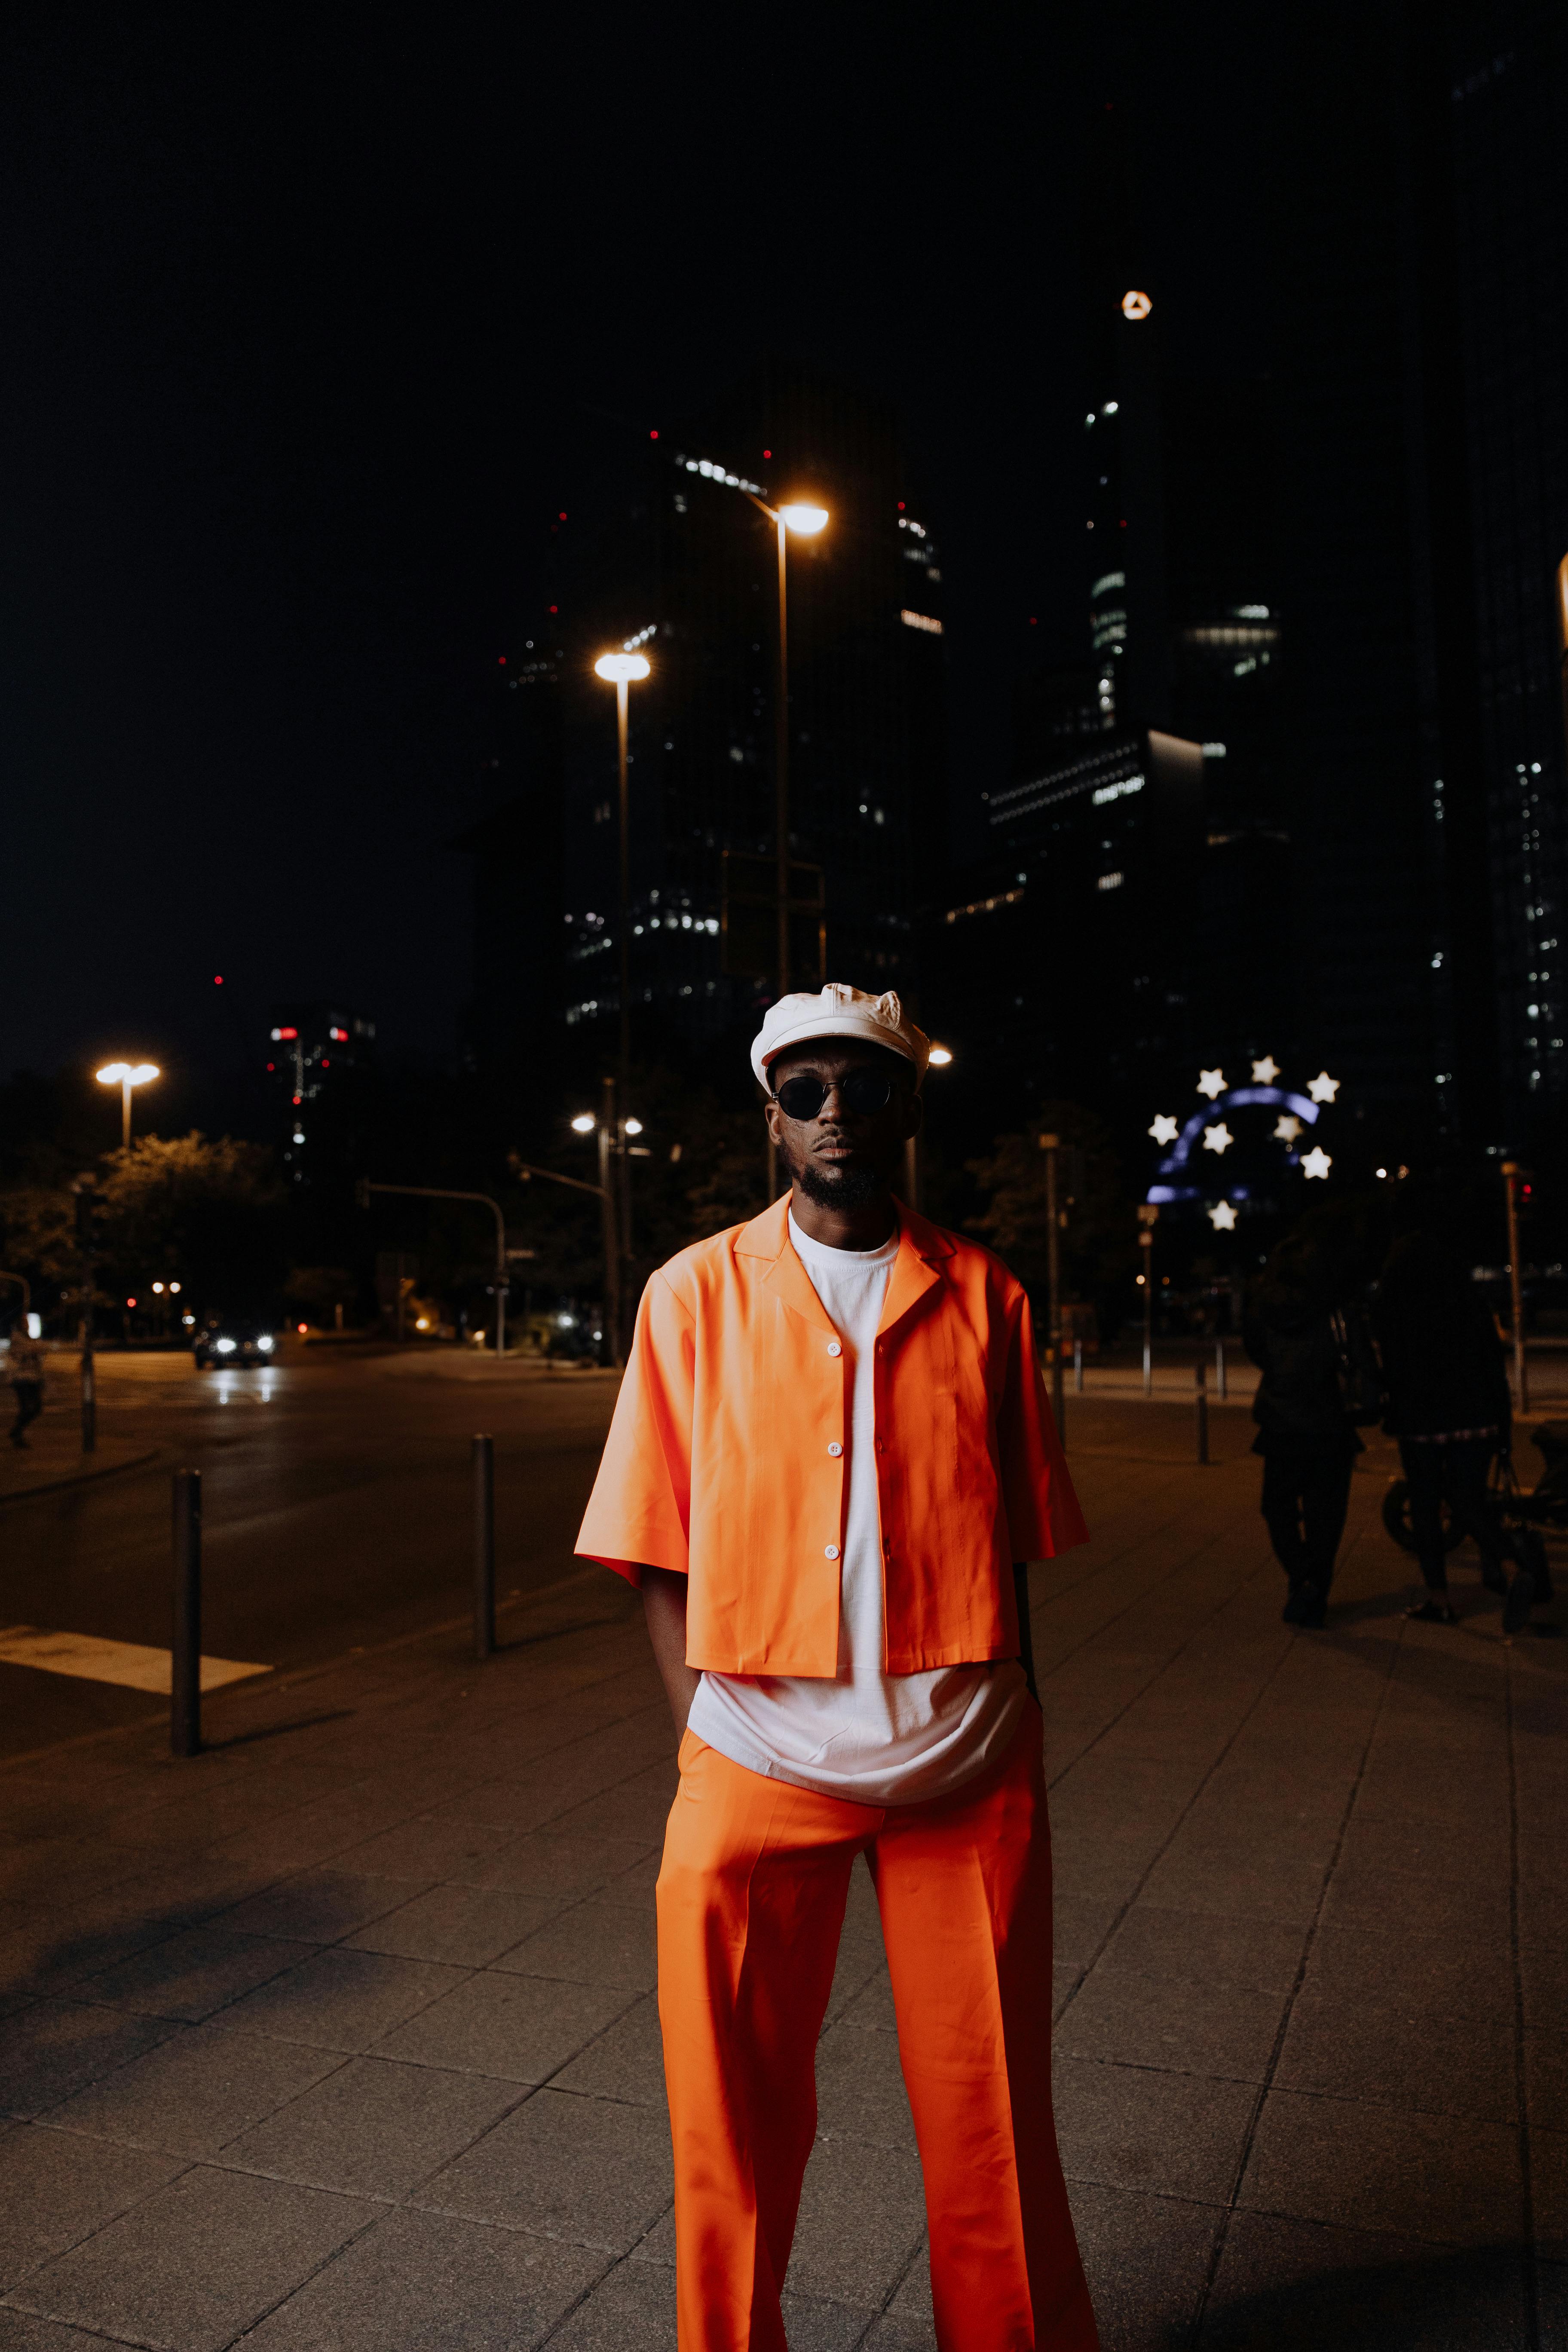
top-left (1244, 1233), bottom-right (1365, 1626)
top-left (7, 1320), bottom-right (45, 1448)
top-left (1373, 1206), bottom-right (1540, 1630)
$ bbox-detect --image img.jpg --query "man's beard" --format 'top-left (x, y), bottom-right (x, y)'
top-left (793, 1157), bottom-right (885, 1211)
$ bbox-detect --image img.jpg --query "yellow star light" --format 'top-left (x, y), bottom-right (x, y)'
top-left (1148, 1114), bottom-right (1179, 1145)
top-left (1209, 1200), bottom-right (1237, 1231)
top-left (1251, 1054), bottom-right (1280, 1084)
top-left (1203, 1122), bottom-right (1233, 1155)
top-left (1301, 1145), bottom-right (1332, 1180)
top-left (1197, 1068), bottom-right (1226, 1099)
top-left (1274, 1114), bottom-right (1302, 1143)
top-left (1307, 1071), bottom-right (1340, 1105)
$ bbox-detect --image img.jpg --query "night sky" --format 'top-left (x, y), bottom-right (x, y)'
top-left (2, 5), bottom-right (1274, 1106)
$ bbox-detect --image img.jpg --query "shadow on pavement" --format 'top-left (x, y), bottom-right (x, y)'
top-left (203, 1708), bottom-right (357, 1751)
top-left (1194, 2241), bottom-right (1535, 2350)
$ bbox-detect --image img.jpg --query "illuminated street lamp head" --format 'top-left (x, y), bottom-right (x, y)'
top-left (927, 1044), bottom-right (953, 1067)
top-left (1121, 288), bottom-right (1153, 321)
top-left (778, 503), bottom-right (829, 536)
top-left (96, 1062), bottom-right (159, 1087)
top-left (594, 653), bottom-right (651, 683)
top-left (570, 1113), bottom-right (597, 1134)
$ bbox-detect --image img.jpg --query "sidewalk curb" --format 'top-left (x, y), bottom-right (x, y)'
top-left (0, 1447), bottom-right (161, 1508)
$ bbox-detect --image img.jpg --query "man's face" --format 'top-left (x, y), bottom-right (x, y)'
top-left (764, 1043), bottom-right (922, 1210)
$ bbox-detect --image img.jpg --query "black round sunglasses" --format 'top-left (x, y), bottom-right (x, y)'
top-left (771, 1069), bottom-right (904, 1122)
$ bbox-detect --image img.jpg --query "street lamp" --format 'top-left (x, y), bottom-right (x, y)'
top-left (594, 648), bottom-right (653, 1351)
top-left (904, 1042), bottom-right (951, 1210)
top-left (564, 1102), bottom-right (624, 1364)
top-left (743, 494), bottom-right (829, 1001)
top-left (593, 649), bottom-right (653, 1089)
top-left (96, 1061), bottom-right (159, 1149)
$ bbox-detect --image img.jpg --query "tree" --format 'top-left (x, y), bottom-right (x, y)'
top-left (93, 1134), bottom-right (285, 1317)
top-left (965, 1102), bottom-right (1136, 1340)
top-left (283, 1265), bottom-right (359, 1325)
top-left (0, 1185), bottom-right (80, 1306)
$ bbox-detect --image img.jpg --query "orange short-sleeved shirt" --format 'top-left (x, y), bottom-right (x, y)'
top-left (575, 1196), bottom-right (1087, 1676)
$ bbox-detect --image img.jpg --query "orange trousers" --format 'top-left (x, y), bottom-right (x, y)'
top-left (655, 1715), bottom-right (1099, 2352)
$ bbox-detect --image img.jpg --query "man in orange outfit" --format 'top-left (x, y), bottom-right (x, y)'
top-left (576, 982), bottom-right (1098, 2352)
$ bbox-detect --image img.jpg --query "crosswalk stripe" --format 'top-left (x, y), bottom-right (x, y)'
top-left (0, 1625), bottom-right (272, 1694)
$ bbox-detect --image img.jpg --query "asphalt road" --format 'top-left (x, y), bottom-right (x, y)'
top-left (0, 1347), bottom-right (624, 1761)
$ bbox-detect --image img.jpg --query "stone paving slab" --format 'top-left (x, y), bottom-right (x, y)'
top-left (0, 1402), bottom-right (1561, 2348)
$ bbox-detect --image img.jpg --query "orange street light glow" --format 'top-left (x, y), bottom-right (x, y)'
top-left (778, 503), bottom-right (829, 535)
top-left (594, 652), bottom-right (651, 683)
top-left (1121, 289), bottom-right (1152, 320)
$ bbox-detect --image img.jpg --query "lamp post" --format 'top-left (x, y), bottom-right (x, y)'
top-left (1501, 1159), bottom-right (1530, 1412)
top-left (594, 650), bottom-right (652, 1330)
top-left (1041, 1133), bottom-right (1065, 1433)
top-left (96, 1061), bottom-right (159, 1149)
top-left (742, 494), bottom-right (828, 1199)
top-left (904, 1042), bottom-right (952, 1211)
top-left (1137, 1203), bottom-right (1159, 1396)
top-left (593, 651), bottom-right (652, 1086)
top-left (742, 497), bottom-right (829, 1002)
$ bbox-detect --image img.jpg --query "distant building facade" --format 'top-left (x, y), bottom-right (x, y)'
top-left (924, 115), bottom-right (1297, 1150)
top-left (460, 362), bottom-right (947, 1093)
top-left (1445, 0), bottom-right (1568, 1132)
top-left (932, 24), bottom-right (1568, 1173)
top-left (925, 729), bottom-right (1210, 1130)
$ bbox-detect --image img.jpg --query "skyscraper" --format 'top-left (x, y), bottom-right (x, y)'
top-left (462, 362), bottom-right (948, 1088)
top-left (1444, 0), bottom-right (1568, 1134)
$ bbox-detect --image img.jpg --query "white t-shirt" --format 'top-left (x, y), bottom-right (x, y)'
top-left (685, 1211), bottom-right (1029, 1804)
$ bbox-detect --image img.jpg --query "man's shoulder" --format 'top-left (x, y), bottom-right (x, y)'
top-left (652, 1222), bottom-right (754, 1305)
top-left (917, 1216), bottom-right (1024, 1303)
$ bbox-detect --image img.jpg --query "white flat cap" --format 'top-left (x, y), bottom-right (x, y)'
top-left (750, 983), bottom-right (930, 1090)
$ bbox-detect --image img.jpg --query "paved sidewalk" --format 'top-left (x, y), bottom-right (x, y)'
top-left (0, 1404), bottom-right (1562, 2349)
top-left (0, 1427), bottom-right (156, 1505)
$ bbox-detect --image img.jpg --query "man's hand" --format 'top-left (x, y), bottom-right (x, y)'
top-left (642, 1565), bottom-right (701, 1735)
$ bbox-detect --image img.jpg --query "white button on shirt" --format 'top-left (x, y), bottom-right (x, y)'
top-left (686, 1212), bottom-right (1028, 1804)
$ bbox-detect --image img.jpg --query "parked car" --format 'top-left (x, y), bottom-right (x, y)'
top-left (193, 1317), bottom-right (278, 1369)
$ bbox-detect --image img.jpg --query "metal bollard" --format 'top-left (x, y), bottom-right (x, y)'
top-left (1074, 1337), bottom-right (1084, 1393)
top-left (473, 1434), bottom-right (496, 1661)
top-left (171, 1469), bottom-right (202, 1757)
top-left (1195, 1360), bottom-right (1210, 1466)
top-left (1216, 1337), bottom-right (1228, 1400)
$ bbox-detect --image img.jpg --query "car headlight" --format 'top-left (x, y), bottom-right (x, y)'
top-left (214, 1337), bottom-right (237, 1355)
top-left (257, 1335), bottom-right (274, 1352)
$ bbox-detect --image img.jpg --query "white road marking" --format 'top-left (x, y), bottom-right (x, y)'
top-left (0, 1626), bottom-right (272, 1694)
